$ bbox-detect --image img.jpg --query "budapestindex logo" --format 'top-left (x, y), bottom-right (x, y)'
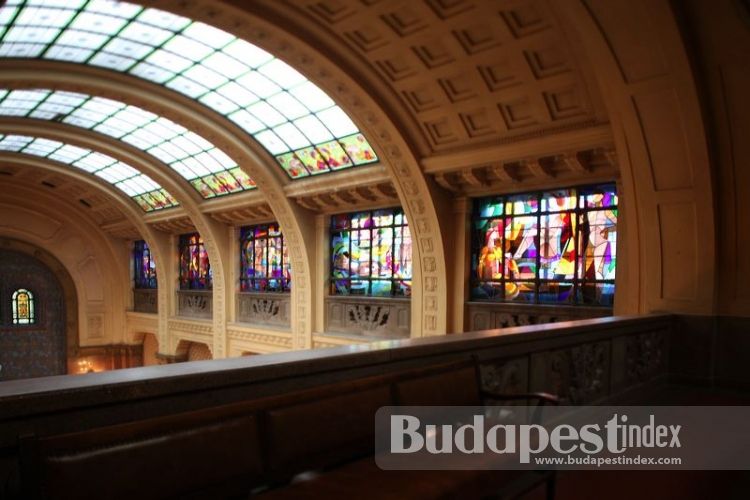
top-left (391, 413), bottom-right (682, 464)
top-left (374, 405), bottom-right (749, 470)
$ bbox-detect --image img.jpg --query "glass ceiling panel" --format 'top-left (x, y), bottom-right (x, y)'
top-left (0, 88), bottom-right (257, 198)
top-left (0, 132), bottom-right (178, 212)
top-left (0, 0), bottom-right (379, 179)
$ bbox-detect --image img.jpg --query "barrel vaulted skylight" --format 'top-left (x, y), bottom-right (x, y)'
top-left (0, 0), bottom-right (379, 179)
top-left (0, 133), bottom-right (178, 211)
top-left (0, 88), bottom-right (256, 198)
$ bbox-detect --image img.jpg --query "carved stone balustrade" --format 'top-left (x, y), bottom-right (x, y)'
top-left (467, 301), bottom-right (611, 331)
top-left (236, 292), bottom-right (291, 329)
top-left (325, 296), bottom-right (410, 338)
top-left (176, 290), bottom-right (212, 319)
top-left (133, 289), bottom-right (157, 314)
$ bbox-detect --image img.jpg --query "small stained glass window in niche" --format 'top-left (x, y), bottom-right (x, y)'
top-left (12, 288), bottom-right (35, 325)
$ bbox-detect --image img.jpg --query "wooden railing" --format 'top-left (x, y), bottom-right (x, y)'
top-left (0, 314), bottom-right (673, 497)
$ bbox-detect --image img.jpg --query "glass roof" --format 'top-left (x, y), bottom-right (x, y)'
top-left (0, 133), bottom-right (178, 211)
top-left (0, 0), bottom-right (379, 179)
top-left (0, 88), bottom-right (256, 199)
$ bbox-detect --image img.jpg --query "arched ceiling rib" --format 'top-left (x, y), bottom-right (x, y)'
top-left (0, 88), bottom-right (256, 201)
top-left (0, 154), bottom-right (156, 240)
top-left (0, 154), bottom-right (138, 237)
top-left (0, 0), bottom-right (380, 180)
top-left (0, 132), bottom-right (177, 212)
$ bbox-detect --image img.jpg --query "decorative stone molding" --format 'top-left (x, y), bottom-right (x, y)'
top-left (326, 296), bottom-right (410, 338)
top-left (467, 302), bottom-right (611, 330)
top-left (227, 326), bottom-right (293, 349)
top-left (176, 290), bottom-right (213, 319)
top-left (236, 292), bottom-right (290, 328)
top-left (430, 146), bottom-right (618, 197)
top-left (133, 289), bottom-right (157, 314)
top-left (168, 319), bottom-right (213, 337)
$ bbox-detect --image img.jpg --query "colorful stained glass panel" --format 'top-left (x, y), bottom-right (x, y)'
top-left (330, 208), bottom-right (412, 297)
top-left (471, 184), bottom-right (617, 306)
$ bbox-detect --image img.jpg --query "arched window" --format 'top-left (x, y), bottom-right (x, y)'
top-left (240, 224), bottom-right (291, 293)
top-left (12, 288), bottom-right (35, 325)
top-left (471, 184), bottom-right (618, 306)
top-left (330, 208), bottom-right (412, 297)
top-left (179, 233), bottom-right (211, 290)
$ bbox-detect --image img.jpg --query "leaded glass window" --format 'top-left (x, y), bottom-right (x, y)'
top-left (330, 208), bottom-right (412, 297)
top-left (0, 133), bottom-right (177, 211)
top-left (239, 223), bottom-right (291, 292)
top-left (471, 184), bottom-right (618, 306)
top-left (0, 0), bottom-right (379, 179)
top-left (133, 239), bottom-right (156, 289)
top-left (179, 233), bottom-right (211, 290)
top-left (12, 288), bottom-right (35, 324)
top-left (0, 90), bottom-right (256, 200)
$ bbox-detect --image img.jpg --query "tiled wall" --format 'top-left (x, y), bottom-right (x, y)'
top-left (0, 250), bottom-right (66, 381)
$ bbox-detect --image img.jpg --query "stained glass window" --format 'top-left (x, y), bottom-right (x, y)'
top-left (179, 232), bottom-right (211, 290)
top-left (0, 89), bottom-right (256, 199)
top-left (12, 288), bottom-right (35, 325)
top-left (0, 133), bottom-right (177, 211)
top-left (0, 0), bottom-right (379, 179)
top-left (133, 239), bottom-right (156, 289)
top-left (471, 184), bottom-right (618, 306)
top-left (239, 223), bottom-right (291, 292)
top-left (330, 208), bottom-right (412, 297)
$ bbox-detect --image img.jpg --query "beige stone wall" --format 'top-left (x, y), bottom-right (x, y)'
top-left (682, 0), bottom-right (750, 317)
top-left (142, 333), bottom-right (159, 367)
top-left (0, 180), bottom-right (130, 348)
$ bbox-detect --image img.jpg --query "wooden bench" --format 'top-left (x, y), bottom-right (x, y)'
top-left (19, 358), bottom-right (558, 500)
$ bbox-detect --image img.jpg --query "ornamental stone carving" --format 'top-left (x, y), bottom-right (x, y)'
top-left (326, 297), bottom-right (410, 338)
top-left (176, 291), bottom-right (212, 319)
top-left (467, 303), bottom-right (610, 331)
top-left (236, 293), bottom-right (290, 328)
top-left (133, 289), bottom-right (157, 314)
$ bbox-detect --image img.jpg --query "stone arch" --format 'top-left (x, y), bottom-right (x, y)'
top-left (552, 0), bottom-right (716, 315)
top-left (0, 120), bottom-right (224, 353)
top-left (128, 0), bottom-right (451, 336)
top-left (0, 153), bottom-right (174, 347)
top-left (0, 180), bottom-right (133, 349)
top-left (0, 62), bottom-right (316, 349)
top-left (0, 239), bottom-right (78, 379)
top-left (0, 116), bottom-right (236, 356)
